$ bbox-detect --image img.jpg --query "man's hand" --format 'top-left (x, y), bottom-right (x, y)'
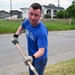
top-left (23, 56), bottom-right (33, 66)
top-left (12, 34), bottom-right (19, 45)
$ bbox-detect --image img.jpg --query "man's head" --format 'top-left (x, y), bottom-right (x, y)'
top-left (30, 3), bottom-right (42, 13)
top-left (28, 3), bottom-right (42, 26)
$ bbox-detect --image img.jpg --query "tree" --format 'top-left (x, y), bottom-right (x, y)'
top-left (48, 3), bottom-right (56, 7)
top-left (72, 0), bottom-right (75, 4)
top-left (66, 4), bottom-right (75, 18)
top-left (57, 10), bottom-right (64, 18)
top-left (44, 14), bottom-right (51, 18)
top-left (63, 10), bottom-right (69, 18)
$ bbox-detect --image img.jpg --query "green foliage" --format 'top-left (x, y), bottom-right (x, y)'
top-left (57, 10), bottom-right (64, 18)
top-left (44, 58), bottom-right (75, 75)
top-left (0, 20), bottom-right (22, 34)
top-left (71, 18), bottom-right (75, 25)
top-left (0, 19), bottom-right (75, 34)
top-left (20, 58), bottom-right (75, 75)
top-left (63, 10), bottom-right (69, 18)
top-left (48, 3), bottom-right (56, 7)
top-left (72, 0), bottom-right (75, 5)
top-left (66, 4), bottom-right (75, 18)
top-left (43, 20), bottom-right (71, 31)
top-left (57, 4), bottom-right (75, 19)
top-left (44, 14), bottom-right (51, 18)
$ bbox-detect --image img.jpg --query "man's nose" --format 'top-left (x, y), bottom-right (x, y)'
top-left (32, 15), bottom-right (35, 19)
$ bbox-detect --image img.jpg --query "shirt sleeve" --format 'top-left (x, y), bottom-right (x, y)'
top-left (22, 19), bottom-right (29, 29)
top-left (37, 32), bottom-right (48, 48)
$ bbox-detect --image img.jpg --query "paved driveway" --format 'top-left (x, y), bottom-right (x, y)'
top-left (0, 30), bottom-right (75, 75)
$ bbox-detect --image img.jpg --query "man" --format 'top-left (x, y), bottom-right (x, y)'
top-left (12, 3), bottom-right (48, 75)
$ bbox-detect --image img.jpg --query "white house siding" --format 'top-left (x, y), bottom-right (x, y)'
top-left (5, 15), bottom-right (17, 19)
top-left (42, 6), bottom-right (46, 18)
top-left (47, 9), bottom-right (53, 19)
top-left (42, 7), bottom-right (54, 19)
top-left (20, 8), bottom-right (29, 19)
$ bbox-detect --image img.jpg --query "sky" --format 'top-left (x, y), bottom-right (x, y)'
top-left (0, 0), bottom-right (73, 12)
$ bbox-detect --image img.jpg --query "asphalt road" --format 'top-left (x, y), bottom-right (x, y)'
top-left (0, 30), bottom-right (75, 75)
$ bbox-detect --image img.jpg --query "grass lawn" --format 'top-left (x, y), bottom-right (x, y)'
top-left (44, 58), bottom-right (75, 75)
top-left (0, 20), bottom-right (22, 34)
top-left (0, 19), bottom-right (75, 34)
top-left (43, 20), bottom-right (75, 31)
top-left (19, 58), bottom-right (75, 75)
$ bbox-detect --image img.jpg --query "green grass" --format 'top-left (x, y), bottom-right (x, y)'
top-left (44, 58), bottom-right (75, 75)
top-left (0, 20), bottom-right (22, 34)
top-left (43, 20), bottom-right (75, 31)
top-left (19, 58), bottom-right (75, 75)
top-left (0, 19), bottom-right (75, 34)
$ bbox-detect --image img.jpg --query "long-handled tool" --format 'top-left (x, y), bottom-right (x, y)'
top-left (15, 44), bottom-right (38, 75)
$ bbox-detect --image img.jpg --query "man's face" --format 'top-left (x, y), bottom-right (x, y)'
top-left (28, 7), bottom-right (41, 26)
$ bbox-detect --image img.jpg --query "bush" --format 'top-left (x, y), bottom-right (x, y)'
top-left (71, 18), bottom-right (75, 25)
top-left (57, 10), bottom-right (64, 18)
top-left (44, 14), bottom-right (51, 18)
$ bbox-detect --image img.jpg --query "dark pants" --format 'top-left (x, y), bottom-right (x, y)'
top-left (29, 58), bottom-right (47, 75)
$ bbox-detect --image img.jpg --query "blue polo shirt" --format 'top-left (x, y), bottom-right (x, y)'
top-left (22, 19), bottom-right (48, 61)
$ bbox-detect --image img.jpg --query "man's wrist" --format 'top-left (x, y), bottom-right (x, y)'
top-left (14, 34), bottom-right (19, 38)
top-left (31, 55), bottom-right (35, 60)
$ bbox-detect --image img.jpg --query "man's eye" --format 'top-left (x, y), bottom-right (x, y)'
top-left (29, 13), bottom-right (33, 16)
top-left (34, 14), bottom-right (38, 17)
top-left (29, 13), bottom-right (38, 17)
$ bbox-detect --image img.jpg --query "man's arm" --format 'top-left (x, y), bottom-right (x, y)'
top-left (12, 25), bottom-right (24, 45)
top-left (15, 25), bottom-right (24, 35)
top-left (24, 48), bottom-right (45, 65)
top-left (34, 48), bottom-right (45, 58)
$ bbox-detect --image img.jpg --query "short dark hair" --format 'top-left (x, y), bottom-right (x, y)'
top-left (30, 3), bottom-right (42, 12)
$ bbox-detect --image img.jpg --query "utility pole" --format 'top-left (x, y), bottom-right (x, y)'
top-left (10, 0), bottom-right (12, 19)
top-left (58, 0), bottom-right (60, 7)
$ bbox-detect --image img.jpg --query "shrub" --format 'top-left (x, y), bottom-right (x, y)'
top-left (44, 14), bottom-right (51, 18)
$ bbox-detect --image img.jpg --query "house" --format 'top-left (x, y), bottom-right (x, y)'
top-left (0, 10), bottom-right (22, 19)
top-left (10, 10), bottom-right (22, 18)
top-left (20, 5), bottom-right (64, 19)
top-left (4, 14), bottom-right (17, 19)
top-left (0, 10), bottom-right (18, 19)
top-left (0, 10), bottom-right (9, 16)
top-left (0, 10), bottom-right (9, 19)
top-left (20, 7), bottom-right (29, 19)
top-left (42, 5), bottom-right (64, 19)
